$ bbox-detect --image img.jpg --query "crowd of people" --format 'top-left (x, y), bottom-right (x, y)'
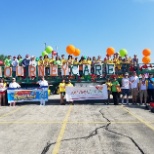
top-left (2, 53), bottom-right (141, 77)
top-left (106, 71), bottom-right (154, 108)
top-left (0, 53), bottom-right (154, 108)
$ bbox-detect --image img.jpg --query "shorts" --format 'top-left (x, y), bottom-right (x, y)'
top-left (122, 89), bottom-right (130, 96)
top-left (60, 92), bottom-right (65, 97)
top-left (0, 91), bottom-right (5, 95)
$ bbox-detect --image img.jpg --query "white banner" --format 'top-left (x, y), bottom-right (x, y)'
top-left (66, 84), bottom-right (108, 101)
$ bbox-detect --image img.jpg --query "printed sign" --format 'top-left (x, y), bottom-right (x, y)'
top-left (66, 84), bottom-right (108, 101)
top-left (7, 87), bottom-right (48, 103)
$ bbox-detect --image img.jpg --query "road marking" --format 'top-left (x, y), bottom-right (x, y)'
top-left (121, 106), bottom-right (154, 131)
top-left (0, 106), bottom-right (25, 119)
top-left (52, 105), bottom-right (73, 154)
top-left (0, 121), bottom-right (141, 124)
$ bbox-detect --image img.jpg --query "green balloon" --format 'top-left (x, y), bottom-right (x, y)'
top-left (45, 46), bottom-right (53, 54)
top-left (42, 51), bottom-right (48, 57)
top-left (35, 57), bottom-right (39, 61)
top-left (119, 49), bottom-right (127, 57)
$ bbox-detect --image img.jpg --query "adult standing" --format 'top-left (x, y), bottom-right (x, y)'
top-left (4, 55), bottom-right (12, 67)
top-left (37, 76), bottom-right (48, 106)
top-left (22, 54), bottom-right (30, 78)
top-left (12, 56), bottom-right (19, 77)
top-left (106, 78), bottom-right (112, 105)
top-left (58, 79), bottom-right (66, 105)
top-left (129, 71), bottom-right (139, 104)
top-left (9, 78), bottom-right (21, 106)
top-left (66, 80), bottom-right (74, 105)
top-left (0, 78), bottom-right (7, 106)
top-left (147, 73), bottom-right (154, 103)
top-left (121, 72), bottom-right (131, 104)
top-left (138, 74), bottom-right (148, 106)
top-left (111, 76), bottom-right (120, 105)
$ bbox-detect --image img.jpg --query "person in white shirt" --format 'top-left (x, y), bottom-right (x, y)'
top-left (138, 74), bottom-right (148, 105)
top-left (12, 56), bottom-right (19, 77)
top-left (121, 72), bottom-right (131, 104)
top-left (37, 76), bottom-right (48, 106)
top-left (29, 56), bottom-right (37, 67)
top-left (9, 78), bottom-right (21, 106)
top-left (129, 71), bottom-right (139, 104)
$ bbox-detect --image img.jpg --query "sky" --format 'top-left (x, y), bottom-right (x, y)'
top-left (0, 0), bottom-right (154, 62)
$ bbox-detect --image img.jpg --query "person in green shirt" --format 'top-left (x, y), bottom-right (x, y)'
top-left (4, 55), bottom-right (12, 67)
top-left (111, 76), bottom-right (120, 105)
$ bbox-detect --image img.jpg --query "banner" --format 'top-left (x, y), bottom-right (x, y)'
top-left (7, 87), bottom-right (48, 103)
top-left (66, 84), bottom-right (108, 101)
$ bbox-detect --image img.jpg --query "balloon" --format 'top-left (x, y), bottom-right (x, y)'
top-left (45, 46), bottom-right (53, 54)
top-left (142, 48), bottom-right (151, 56)
top-left (52, 50), bottom-right (57, 56)
top-left (119, 49), bottom-right (127, 57)
top-left (106, 47), bottom-right (115, 56)
top-left (73, 48), bottom-right (80, 56)
top-left (142, 56), bottom-right (151, 64)
top-left (66, 45), bottom-right (75, 55)
top-left (35, 57), bottom-right (39, 61)
top-left (42, 51), bottom-right (48, 56)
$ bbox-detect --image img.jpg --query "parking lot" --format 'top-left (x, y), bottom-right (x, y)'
top-left (0, 98), bottom-right (154, 154)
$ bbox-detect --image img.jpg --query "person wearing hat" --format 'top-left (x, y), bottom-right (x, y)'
top-left (147, 73), bottom-right (154, 103)
top-left (111, 75), bottom-right (120, 105)
top-left (121, 72), bottom-right (131, 104)
top-left (12, 56), bottom-right (19, 77)
top-left (9, 78), bottom-right (21, 106)
top-left (129, 71), bottom-right (139, 104)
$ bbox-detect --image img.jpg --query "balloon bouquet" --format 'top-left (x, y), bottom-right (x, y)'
top-left (141, 49), bottom-right (151, 71)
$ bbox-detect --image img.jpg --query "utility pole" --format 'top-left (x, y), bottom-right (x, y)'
top-left (44, 43), bottom-right (46, 49)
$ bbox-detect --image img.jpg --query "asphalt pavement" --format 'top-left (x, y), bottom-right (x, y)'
top-left (0, 96), bottom-right (154, 154)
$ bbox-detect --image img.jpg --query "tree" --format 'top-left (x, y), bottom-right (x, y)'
top-left (0, 54), bottom-right (7, 61)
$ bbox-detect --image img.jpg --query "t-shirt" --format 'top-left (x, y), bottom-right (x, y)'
top-left (139, 79), bottom-right (147, 90)
top-left (59, 83), bottom-right (66, 92)
top-left (121, 78), bottom-right (130, 89)
top-left (4, 58), bottom-right (11, 67)
top-left (147, 78), bottom-right (154, 89)
top-left (12, 59), bottom-right (19, 71)
top-left (106, 82), bottom-right (112, 91)
top-left (66, 83), bottom-right (73, 87)
top-left (129, 76), bottom-right (139, 89)
top-left (111, 81), bottom-right (119, 92)
top-left (9, 82), bottom-right (20, 88)
top-left (38, 80), bottom-right (48, 87)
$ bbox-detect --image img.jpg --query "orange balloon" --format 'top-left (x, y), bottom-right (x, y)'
top-left (142, 48), bottom-right (151, 56)
top-left (142, 56), bottom-right (151, 64)
top-left (66, 45), bottom-right (75, 55)
top-left (73, 48), bottom-right (80, 56)
top-left (106, 47), bottom-right (115, 56)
